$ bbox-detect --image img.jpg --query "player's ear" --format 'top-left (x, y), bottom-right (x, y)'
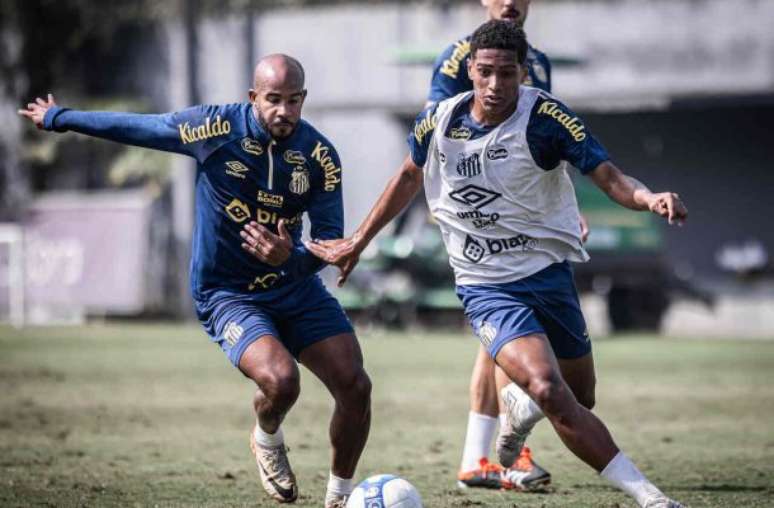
top-left (518, 63), bottom-right (527, 84)
top-left (248, 89), bottom-right (258, 103)
top-left (467, 53), bottom-right (475, 81)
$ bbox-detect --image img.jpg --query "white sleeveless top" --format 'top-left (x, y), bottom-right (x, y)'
top-left (423, 86), bottom-right (589, 285)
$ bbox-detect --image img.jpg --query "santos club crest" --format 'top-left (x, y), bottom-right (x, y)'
top-left (289, 167), bottom-right (310, 195)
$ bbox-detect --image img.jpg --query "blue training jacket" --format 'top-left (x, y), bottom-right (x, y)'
top-left (44, 103), bottom-right (344, 299)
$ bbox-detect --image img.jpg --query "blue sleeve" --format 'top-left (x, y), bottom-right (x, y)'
top-left (526, 96), bottom-right (610, 174)
top-left (42, 104), bottom-right (232, 164)
top-left (427, 39), bottom-right (472, 104)
top-left (542, 54), bottom-right (552, 93)
top-left (281, 142), bottom-right (344, 280)
top-left (406, 104), bottom-right (440, 168)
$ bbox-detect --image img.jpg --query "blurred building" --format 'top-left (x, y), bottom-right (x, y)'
top-left (2, 0), bottom-right (773, 330)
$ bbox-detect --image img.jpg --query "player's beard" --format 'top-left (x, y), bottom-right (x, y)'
top-left (256, 108), bottom-right (297, 140)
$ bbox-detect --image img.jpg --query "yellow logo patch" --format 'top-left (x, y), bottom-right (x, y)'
top-left (537, 101), bottom-right (587, 142)
top-left (225, 198), bottom-right (250, 223)
top-left (311, 141), bottom-right (341, 192)
top-left (225, 161), bottom-right (249, 179)
top-left (413, 109), bottom-right (438, 146)
top-left (178, 115), bottom-right (231, 144)
top-left (241, 138), bottom-right (263, 156)
top-left (255, 208), bottom-right (302, 228)
top-left (449, 126), bottom-right (472, 141)
top-left (248, 273), bottom-right (279, 291)
top-left (284, 150), bottom-right (306, 165)
top-left (257, 190), bottom-right (284, 208)
top-left (440, 40), bottom-right (471, 80)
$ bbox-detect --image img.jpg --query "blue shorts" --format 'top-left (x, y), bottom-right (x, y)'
top-left (456, 261), bottom-right (591, 360)
top-left (195, 276), bottom-right (354, 366)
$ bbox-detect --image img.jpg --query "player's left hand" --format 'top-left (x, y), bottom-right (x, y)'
top-left (647, 192), bottom-right (688, 225)
top-left (240, 219), bottom-right (293, 266)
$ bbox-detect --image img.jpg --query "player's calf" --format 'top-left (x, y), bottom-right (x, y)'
top-left (497, 383), bottom-right (545, 467)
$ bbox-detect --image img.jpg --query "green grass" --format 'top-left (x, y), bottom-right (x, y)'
top-left (1, 324), bottom-right (773, 507)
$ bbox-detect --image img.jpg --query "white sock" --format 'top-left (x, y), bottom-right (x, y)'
top-left (600, 451), bottom-right (665, 507)
top-left (326, 472), bottom-right (353, 498)
top-left (254, 423), bottom-right (284, 448)
top-left (460, 411), bottom-right (498, 471)
top-left (502, 383), bottom-right (545, 429)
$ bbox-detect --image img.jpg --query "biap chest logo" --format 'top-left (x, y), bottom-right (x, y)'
top-left (462, 233), bottom-right (539, 264)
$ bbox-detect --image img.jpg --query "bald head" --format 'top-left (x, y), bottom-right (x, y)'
top-left (253, 54), bottom-right (305, 91)
top-left (249, 54), bottom-right (307, 140)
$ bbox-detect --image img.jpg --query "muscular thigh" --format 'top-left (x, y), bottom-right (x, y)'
top-left (239, 333), bottom-right (299, 386)
top-left (494, 332), bottom-right (565, 394)
top-left (195, 290), bottom-right (283, 367)
top-left (298, 333), bottom-right (365, 394)
top-left (558, 352), bottom-right (596, 408)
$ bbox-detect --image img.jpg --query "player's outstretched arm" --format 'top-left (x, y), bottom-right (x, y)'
top-left (18, 94), bottom-right (210, 160)
top-left (588, 161), bottom-right (687, 225)
top-left (306, 155), bottom-right (423, 286)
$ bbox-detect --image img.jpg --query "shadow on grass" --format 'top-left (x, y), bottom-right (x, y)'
top-left (680, 484), bottom-right (771, 493)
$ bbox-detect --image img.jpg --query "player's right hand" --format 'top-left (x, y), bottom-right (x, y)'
top-left (305, 237), bottom-right (361, 287)
top-left (18, 93), bottom-right (56, 129)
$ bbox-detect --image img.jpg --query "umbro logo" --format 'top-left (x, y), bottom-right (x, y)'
top-left (449, 185), bottom-right (502, 209)
top-left (225, 160), bottom-right (249, 179)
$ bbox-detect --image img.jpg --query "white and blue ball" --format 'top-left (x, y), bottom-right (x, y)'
top-left (346, 474), bottom-right (423, 508)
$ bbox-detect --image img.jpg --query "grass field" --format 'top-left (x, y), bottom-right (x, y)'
top-left (1, 324), bottom-right (773, 507)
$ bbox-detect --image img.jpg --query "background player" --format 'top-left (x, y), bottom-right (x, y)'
top-left (306, 20), bottom-right (686, 508)
top-left (18, 54), bottom-right (370, 508)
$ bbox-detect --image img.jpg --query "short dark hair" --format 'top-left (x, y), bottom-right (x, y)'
top-left (470, 19), bottom-right (528, 65)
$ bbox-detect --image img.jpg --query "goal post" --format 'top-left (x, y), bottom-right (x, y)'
top-left (0, 223), bottom-right (24, 328)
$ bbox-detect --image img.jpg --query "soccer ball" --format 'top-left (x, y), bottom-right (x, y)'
top-left (346, 474), bottom-right (423, 508)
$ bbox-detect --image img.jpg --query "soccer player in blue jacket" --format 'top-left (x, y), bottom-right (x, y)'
top-left (19, 54), bottom-right (370, 508)
top-left (427, 0), bottom-right (560, 491)
top-left (308, 20), bottom-right (686, 508)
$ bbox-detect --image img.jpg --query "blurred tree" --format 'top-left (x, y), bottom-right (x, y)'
top-left (0, 2), bottom-right (28, 220)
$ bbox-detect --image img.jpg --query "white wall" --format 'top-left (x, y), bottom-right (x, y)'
top-left (168, 0), bottom-right (774, 234)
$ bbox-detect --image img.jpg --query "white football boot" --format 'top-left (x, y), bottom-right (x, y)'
top-left (643, 496), bottom-right (686, 508)
top-left (324, 493), bottom-right (349, 508)
top-left (249, 425), bottom-right (298, 503)
top-left (497, 383), bottom-right (538, 468)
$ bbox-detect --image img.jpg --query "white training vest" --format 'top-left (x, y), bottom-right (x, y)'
top-left (423, 86), bottom-right (589, 286)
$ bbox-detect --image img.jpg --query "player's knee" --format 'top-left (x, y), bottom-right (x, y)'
top-left (258, 368), bottom-right (301, 406)
top-left (527, 374), bottom-right (568, 415)
top-left (337, 369), bottom-right (372, 413)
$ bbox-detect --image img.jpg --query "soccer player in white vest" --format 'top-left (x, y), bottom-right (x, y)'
top-left (426, 0), bottom-right (566, 491)
top-left (307, 20), bottom-right (687, 508)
